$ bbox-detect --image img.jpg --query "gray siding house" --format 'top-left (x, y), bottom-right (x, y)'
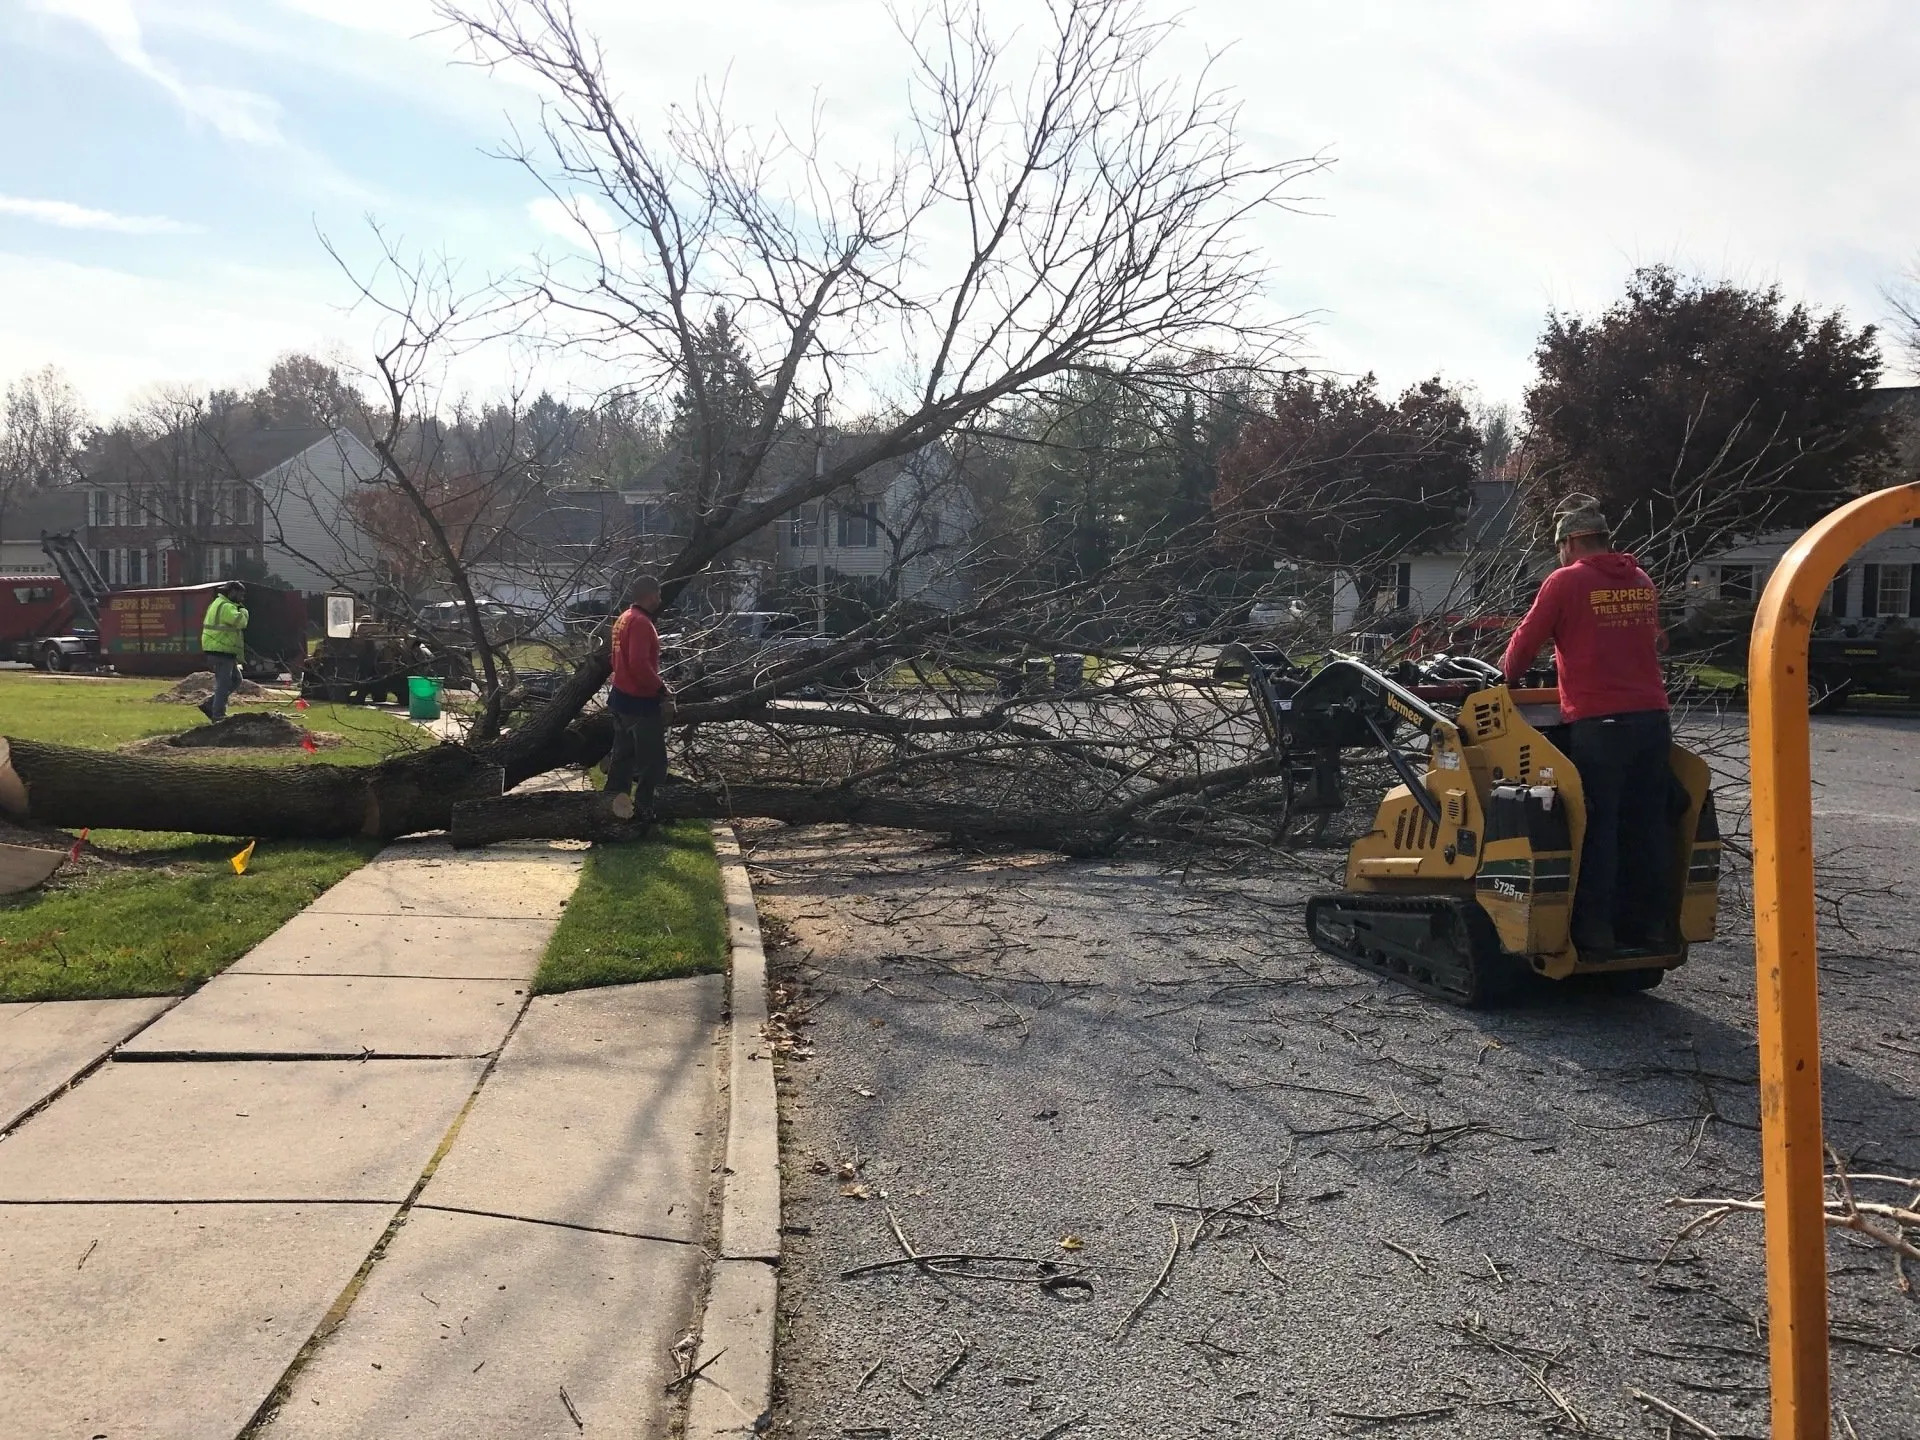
top-left (8, 427), bottom-right (382, 598)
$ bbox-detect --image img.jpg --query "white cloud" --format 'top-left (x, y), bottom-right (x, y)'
top-left (0, 194), bottom-right (199, 235)
top-left (0, 252), bottom-right (348, 412)
top-left (32, 0), bottom-right (284, 145)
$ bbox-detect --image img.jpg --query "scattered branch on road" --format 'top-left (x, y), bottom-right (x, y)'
top-left (1110, 1218), bottom-right (1182, 1343)
top-left (1670, 1158), bottom-right (1920, 1292)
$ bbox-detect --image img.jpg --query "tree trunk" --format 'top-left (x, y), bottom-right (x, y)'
top-left (0, 736), bottom-right (503, 841)
top-left (449, 781), bottom-right (1117, 855)
top-left (448, 789), bottom-right (635, 847)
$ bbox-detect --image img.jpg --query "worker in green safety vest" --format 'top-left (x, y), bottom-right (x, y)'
top-left (199, 581), bottom-right (249, 722)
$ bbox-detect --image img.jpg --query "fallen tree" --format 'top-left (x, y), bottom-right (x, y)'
top-left (0, 735), bottom-right (502, 841)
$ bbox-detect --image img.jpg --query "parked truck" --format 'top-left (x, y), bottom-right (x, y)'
top-left (0, 571), bottom-right (96, 669)
top-left (1, 532), bottom-right (306, 678)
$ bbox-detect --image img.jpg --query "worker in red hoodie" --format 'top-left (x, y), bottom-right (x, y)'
top-left (1502, 499), bottom-right (1673, 959)
top-left (605, 575), bottom-right (673, 820)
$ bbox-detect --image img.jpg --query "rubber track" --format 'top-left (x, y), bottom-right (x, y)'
top-left (1305, 892), bottom-right (1518, 1007)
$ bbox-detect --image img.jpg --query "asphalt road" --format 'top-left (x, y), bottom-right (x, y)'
top-left (752, 712), bottom-right (1920, 1440)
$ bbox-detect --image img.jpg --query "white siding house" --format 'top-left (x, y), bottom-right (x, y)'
top-left (1337, 480), bottom-right (1547, 631)
top-left (1684, 525), bottom-right (1920, 621)
top-left (771, 446), bottom-right (976, 610)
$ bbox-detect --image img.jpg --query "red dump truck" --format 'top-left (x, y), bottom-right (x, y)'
top-left (99, 583), bottom-right (308, 679)
top-left (0, 574), bottom-right (97, 669)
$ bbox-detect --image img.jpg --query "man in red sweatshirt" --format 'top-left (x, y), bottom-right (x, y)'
top-left (1502, 501), bottom-right (1673, 958)
top-left (605, 575), bottom-right (672, 820)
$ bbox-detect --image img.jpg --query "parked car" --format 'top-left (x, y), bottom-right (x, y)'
top-left (420, 600), bottom-right (537, 646)
top-left (1806, 617), bottom-right (1920, 712)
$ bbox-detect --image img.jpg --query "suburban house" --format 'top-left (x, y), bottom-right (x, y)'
top-left (5, 427), bottom-right (384, 599)
top-left (619, 431), bottom-right (978, 613)
top-left (1680, 386), bottom-right (1920, 621)
top-left (1331, 478), bottom-right (1547, 632)
top-left (1344, 386), bottom-right (1920, 631)
top-left (455, 485), bottom-right (635, 629)
top-left (0, 485), bottom-right (88, 574)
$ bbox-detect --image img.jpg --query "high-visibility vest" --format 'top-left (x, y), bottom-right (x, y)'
top-left (201, 596), bottom-right (249, 656)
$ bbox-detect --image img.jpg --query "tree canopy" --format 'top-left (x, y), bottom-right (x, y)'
top-left (1213, 373), bottom-right (1480, 582)
top-left (1523, 265), bottom-right (1893, 578)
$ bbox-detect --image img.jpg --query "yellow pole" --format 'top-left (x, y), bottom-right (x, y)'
top-left (1746, 481), bottom-right (1920, 1439)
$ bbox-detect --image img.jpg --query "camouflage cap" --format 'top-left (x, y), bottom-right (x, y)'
top-left (1553, 496), bottom-right (1609, 545)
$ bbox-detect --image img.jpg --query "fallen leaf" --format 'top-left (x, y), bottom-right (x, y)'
top-left (840, 1183), bottom-right (870, 1200)
top-left (1059, 1234), bottom-right (1085, 1252)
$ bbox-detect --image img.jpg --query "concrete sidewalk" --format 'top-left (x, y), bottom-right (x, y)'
top-left (0, 836), bottom-right (731, 1440)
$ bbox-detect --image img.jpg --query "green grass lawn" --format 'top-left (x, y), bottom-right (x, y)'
top-left (0, 670), bottom-right (420, 999)
top-left (0, 839), bottom-right (382, 1002)
top-left (533, 821), bottom-right (729, 994)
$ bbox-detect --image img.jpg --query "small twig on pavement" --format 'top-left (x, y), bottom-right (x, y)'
top-left (1251, 1246), bottom-right (1283, 1282)
top-left (1381, 1239), bottom-right (1432, 1276)
top-left (662, 1348), bottom-right (728, 1395)
top-left (1111, 1219), bottom-right (1180, 1342)
top-left (855, 1357), bottom-right (883, 1393)
top-left (559, 1385), bottom-right (584, 1431)
top-left (929, 1336), bottom-right (970, 1391)
top-left (1629, 1386), bottom-right (1722, 1438)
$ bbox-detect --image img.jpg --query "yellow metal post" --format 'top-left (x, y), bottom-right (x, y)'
top-left (1747, 482), bottom-right (1920, 1438)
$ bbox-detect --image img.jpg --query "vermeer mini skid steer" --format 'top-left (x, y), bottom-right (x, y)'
top-left (1228, 646), bottom-right (1721, 1005)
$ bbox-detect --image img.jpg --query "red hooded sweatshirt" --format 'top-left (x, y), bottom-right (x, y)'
top-left (1502, 551), bottom-right (1668, 721)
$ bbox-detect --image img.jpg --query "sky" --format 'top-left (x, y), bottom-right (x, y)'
top-left (1, 0), bottom-right (1916, 422)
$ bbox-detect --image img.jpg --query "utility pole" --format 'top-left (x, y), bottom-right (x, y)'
top-left (813, 394), bottom-right (828, 638)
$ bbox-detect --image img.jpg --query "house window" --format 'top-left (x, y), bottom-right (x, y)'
top-left (125, 549), bottom-right (148, 586)
top-left (1716, 565), bottom-right (1755, 603)
top-left (1877, 565), bottom-right (1911, 619)
top-left (632, 501), bottom-right (672, 537)
top-left (90, 490), bottom-right (111, 527)
top-left (95, 548), bottom-right (112, 578)
top-left (232, 486), bottom-right (253, 525)
top-left (835, 502), bottom-right (879, 549)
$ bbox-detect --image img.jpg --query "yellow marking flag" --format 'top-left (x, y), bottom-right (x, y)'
top-left (230, 840), bottom-right (257, 875)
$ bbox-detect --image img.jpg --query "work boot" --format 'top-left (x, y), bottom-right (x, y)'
top-left (198, 699), bottom-right (216, 722)
top-left (1571, 920), bottom-right (1616, 961)
top-left (1620, 923), bottom-right (1680, 954)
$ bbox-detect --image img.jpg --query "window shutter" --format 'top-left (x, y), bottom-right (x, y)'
top-left (1829, 566), bottom-right (1850, 617)
top-left (1862, 564), bottom-right (1880, 618)
top-left (865, 502), bottom-right (879, 548)
top-left (1910, 564), bottom-right (1920, 618)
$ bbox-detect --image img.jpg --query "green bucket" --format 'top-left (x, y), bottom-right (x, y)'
top-left (407, 673), bottom-right (443, 721)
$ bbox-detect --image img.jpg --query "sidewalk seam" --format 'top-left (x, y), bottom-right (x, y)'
top-left (683, 824), bottom-right (781, 1439)
top-left (232, 990), bottom-right (537, 1439)
top-left (0, 995), bottom-right (185, 1141)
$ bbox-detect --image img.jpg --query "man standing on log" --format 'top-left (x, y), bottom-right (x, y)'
top-left (1501, 498), bottom-right (1673, 960)
top-left (198, 581), bottom-right (249, 723)
top-left (604, 575), bottom-right (672, 822)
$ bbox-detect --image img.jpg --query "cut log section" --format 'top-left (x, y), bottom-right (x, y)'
top-left (447, 789), bottom-right (639, 847)
top-left (0, 735), bottom-right (505, 840)
top-left (0, 842), bottom-right (65, 895)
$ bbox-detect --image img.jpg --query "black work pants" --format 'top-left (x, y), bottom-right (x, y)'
top-left (604, 706), bottom-right (668, 816)
top-left (1567, 709), bottom-right (1674, 947)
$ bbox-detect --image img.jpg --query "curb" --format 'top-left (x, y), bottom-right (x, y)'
top-left (685, 825), bottom-right (781, 1438)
